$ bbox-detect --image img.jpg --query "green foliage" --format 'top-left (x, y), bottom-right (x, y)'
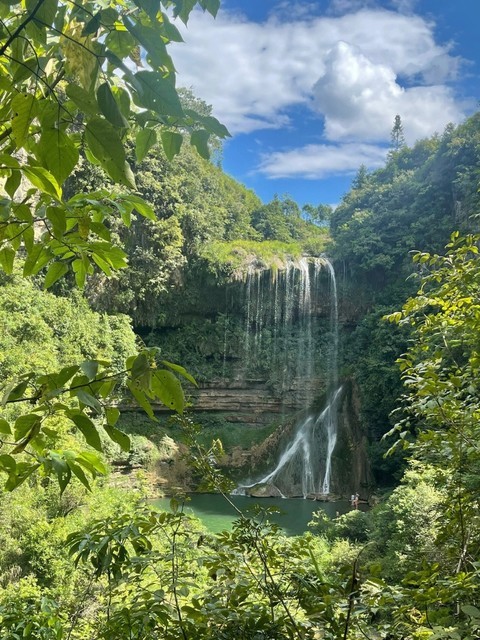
top-left (200, 239), bottom-right (305, 278)
top-left (0, 271), bottom-right (199, 491)
top-left (65, 140), bottom-right (263, 326)
top-left (331, 113), bottom-right (480, 279)
top-left (0, 0), bottom-right (227, 492)
top-left (386, 233), bottom-right (480, 572)
top-left (332, 113), bottom-right (480, 483)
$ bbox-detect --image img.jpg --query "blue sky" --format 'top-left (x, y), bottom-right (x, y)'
top-left (172, 0), bottom-right (480, 208)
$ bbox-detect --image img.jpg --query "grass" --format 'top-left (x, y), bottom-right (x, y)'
top-left (200, 238), bottom-right (329, 279)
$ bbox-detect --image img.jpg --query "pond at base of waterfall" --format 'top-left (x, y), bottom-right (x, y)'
top-left (152, 494), bottom-right (358, 536)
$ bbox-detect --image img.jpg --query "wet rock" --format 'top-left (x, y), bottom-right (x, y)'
top-left (245, 483), bottom-right (283, 498)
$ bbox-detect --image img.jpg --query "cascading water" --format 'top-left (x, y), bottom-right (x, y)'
top-left (235, 258), bottom-right (341, 498)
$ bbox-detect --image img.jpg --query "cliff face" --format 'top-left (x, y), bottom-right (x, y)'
top-left (330, 381), bottom-right (374, 496)
top-left (188, 375), bottom-right (328, 425)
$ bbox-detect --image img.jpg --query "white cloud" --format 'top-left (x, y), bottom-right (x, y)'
top-left (257, 143), bottom-right (387, 179)
top-left (313, 41), bottom-right (462, 143)
top-left (170, 4), bottom-right (469, 181)
top-left (172, 6), bottom-right (464, 140)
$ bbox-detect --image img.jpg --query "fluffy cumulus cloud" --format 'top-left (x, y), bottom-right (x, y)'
top-left (313, 40), bottom-right (462, 143)
top-left (171, 3), bottom-right (466, 177)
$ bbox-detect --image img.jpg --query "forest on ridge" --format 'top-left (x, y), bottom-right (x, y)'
top-left (1, 0), bottom-right (480, 638)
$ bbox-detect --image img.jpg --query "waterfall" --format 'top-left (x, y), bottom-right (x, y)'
top-left (236, 258), bottom-right (341, 498)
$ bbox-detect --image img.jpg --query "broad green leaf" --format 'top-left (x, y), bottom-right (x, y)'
top-left (123, 17), bottom-right (174, 70)
top-left (0, 246), bottom-right (15, 274)
top-left (46, 206), bottom-right (66, 236)
top-left (67, 459), bottom-right (92, 491)
top-left (0, 454), bottom-right (16, 472)
top-left (161, 360), bottom-right (197, 386)
top-left (160, 13), bottom-right (184, 42)
top-left (56, 365), bottom-right (80, 387)
top-left (26, 0), bottom-right (57, 26)
top-left (11, 93), bottom-right (36, 147)
top-left (132, 71), bottom-right (184, 118)
top-left (44, 261), bottom-right (68, 289)
top-left (202, 0), bottom-right (220, 17)
top-left (14, 413), bottom-right (41, 441)
top-left (127, 379), bottom-right (156, 419)
top-left (131, 352), bottom-right (149, 379)
top-left (173, 0), bottom-right (197, 24)
top-left (66, 84), bottom-right (99, 116)
top-left (13, 203), bottom-right (33, 223)
top-left (462, 605), bottom-right (480, 618)
top-left (80, 360), bottom-right (99, 381)
top-left (36, 129), bottom-right (79, 184)
top-left (82, 11), bottom-right (101, 35)
top-left (0, 154), bottom-right (20, 169)
top-left (76, 389), bottom-right (103, 413)
top-left (67, 459), bottom-right (91, 490)
top-left (111, 86), bottom-right (130, 118)
top-left (190, 129), bottom-right (210, 159)
top-left (23, 166), bottom-right (62, 200)
top-left (105, 407), bottom-right (120, 426)
top-left (70, 413), bottom-right (103, 451)
top-left (104, 424), bottom-right (130, 451)
top-left (132, 0), bottom-right (159, 20)
top-left (5, 170), bottom-right (21, 198)
top-left (200, 114), bottom-right (230, 139)
top-left (23, 243), bottom-right (53, 276)
top-left (1, 377), bottom-right (31, 406)
top-left (5, 462), bottom-right (39, 491)
top-left (85, 117), bottom-right (134, 187)
top-left (135, 128), bottom-right (157, 162)
top-left (105, 28), bottom-right (136, 58)
top-left (91, 253), bottom-right (112, 276)
top-left (72, 257), bottom-right (87, 288)
top-left (121, 194), bottom-right (155, 221)
top-left (0, 418), bottom-right (11, 435)
top-left (97, 82), bottom-right (129, 128)
top-left (161, 130), bottom-right (183, 160)
top-left (151, 369), bottom-right (185, 413)
top-left (76, 451), bottom-right (107, 475)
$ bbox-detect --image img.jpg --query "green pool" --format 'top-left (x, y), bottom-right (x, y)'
top-left (152, 493), bottom-right (353, 536)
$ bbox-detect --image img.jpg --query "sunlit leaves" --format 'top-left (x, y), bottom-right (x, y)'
top-left (161, 130), bottom-right (183, 160)
top-left (132, 70), bottom-right (184, 117)
top-left (36, 129), bottom-right (79, 185)
top-left (10, 93), bottom-right (36, 146)
top-left (97, 82), bottom-right (129, 129)
top-left (44, 261), bottom-right (68, 288)
top-left (85, 117), bottom-right (134, 188)
top-left (190, 129), bottom-right (211, 159)
top-left (136, 127), bottom-right (157, 162)
top-left (0, 0), bottom-right (224, 495)
top-left (0, 344), bottom-right (194, 491)
top-left (0, 0), bottom-right (230, 287)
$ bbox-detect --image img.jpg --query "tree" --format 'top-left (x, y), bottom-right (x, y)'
top-left (351, 164), bottom-right (368, 190)
top-left (0, 0), bottom-right (227, 492)
top-left (390, 114), bottom-right (406, 151)
top-left (386, 232), bottom-right (480, 574)
top-left (302, 203), bottom-right (333, 227)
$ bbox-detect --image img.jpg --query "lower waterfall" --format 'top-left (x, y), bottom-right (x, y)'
top-left (235, 258), bottom-right (341, 498)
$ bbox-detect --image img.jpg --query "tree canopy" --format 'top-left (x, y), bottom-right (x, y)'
top-left (0, 0), bottom-right (228, 493)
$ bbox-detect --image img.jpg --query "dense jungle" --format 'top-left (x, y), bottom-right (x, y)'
top-left (1, 0), bottom-right (480, 638)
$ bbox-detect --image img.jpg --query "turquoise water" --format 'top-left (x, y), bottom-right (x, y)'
top-left (152, 494), bottom-right (353, 536)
